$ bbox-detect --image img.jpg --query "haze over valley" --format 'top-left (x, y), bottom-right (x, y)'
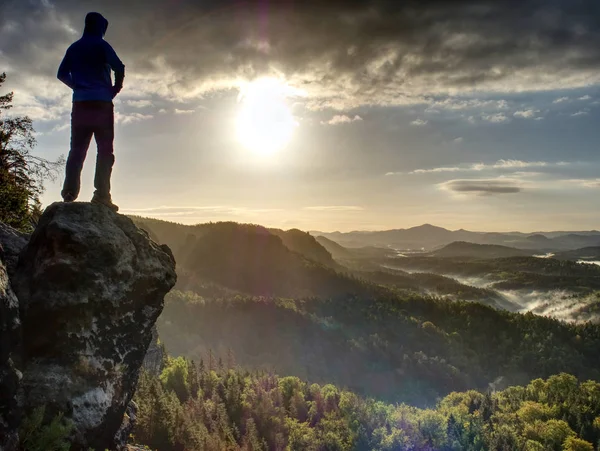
top-left (129, 217), bottom-right (600, 411)
top-left (313, 223), bottom-right (600, 323)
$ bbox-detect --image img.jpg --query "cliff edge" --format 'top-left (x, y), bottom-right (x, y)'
top-left (0, 202), bottom-right (176, 450)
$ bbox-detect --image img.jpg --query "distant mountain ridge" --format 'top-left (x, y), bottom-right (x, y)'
top-left (430, 241), bottom-right (534, 259)
top-left (312, 224), bottom-right (600, 251)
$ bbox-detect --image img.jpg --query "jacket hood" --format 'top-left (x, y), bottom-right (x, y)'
top-left (83, 12), bottom-right (108, 37)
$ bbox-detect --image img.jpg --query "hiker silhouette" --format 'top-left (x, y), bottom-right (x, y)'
top-left (57, 12), bottom-right (125, 211)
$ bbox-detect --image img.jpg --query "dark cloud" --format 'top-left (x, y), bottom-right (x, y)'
top-left (441, 179), bottom-right (522, 194)
top-left (2, 0), bottom-right (600, 110)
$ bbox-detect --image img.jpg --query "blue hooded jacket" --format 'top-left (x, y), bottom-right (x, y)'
top-left (57, 12), bottom-right (125, 102)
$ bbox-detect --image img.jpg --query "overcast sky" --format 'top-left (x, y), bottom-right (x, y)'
top-left (2, 0), bottom-right (600, 232)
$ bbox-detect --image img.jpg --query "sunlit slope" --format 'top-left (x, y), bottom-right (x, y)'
top-left (129, 217), bottom-right (600, 406)
top-left (131, 217), bottom-right (600, 316)
top-left (314, 235), bottom-right (360, 259)
top-left (269, 228), bottom-right (338, 268)
top-left (133, 217), bottom-right (337, 267)
top-left (158, 289), bottom-right (600, 406)
top-left (132, 217), bottom-right (509, 303)
top-left (135, 360), bottom-right (600, 451)
top-left (179, 223), bottom-right (373, 297)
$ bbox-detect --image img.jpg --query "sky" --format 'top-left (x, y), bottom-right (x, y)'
top-left (2, 0), bottom-right (600, 232)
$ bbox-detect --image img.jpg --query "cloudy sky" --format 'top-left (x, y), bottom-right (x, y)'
top-left (2, 0), bottom-right (600, 232)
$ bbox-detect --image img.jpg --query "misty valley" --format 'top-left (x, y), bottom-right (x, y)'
top-left (317, 226), bottom-right (600, 324)
top-left (383, 255), bottom-right (600, 323)
top-left (125, 218), bottom-right (600, 449)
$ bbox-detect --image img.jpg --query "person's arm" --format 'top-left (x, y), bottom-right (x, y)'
top-left (57, 50), bottom-right (75, 89)
top-left (104, 42), bottom-right (125, 98)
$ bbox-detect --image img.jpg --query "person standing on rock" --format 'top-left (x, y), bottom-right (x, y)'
top-left (57, 12), bottom-right (124, 212)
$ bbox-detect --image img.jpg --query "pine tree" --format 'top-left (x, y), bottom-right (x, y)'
top-left (0, 168), bottom-right (29, 231)
top-left (227, 347), bottom-right (236, 370)
top-left (446, 413), bottom-right (464, 450)
top-left (0, 72), bottom-right (63, 230)
top-left (208, 349), bottom-right (214, 373)
top-left (188, 360), bottom-right (200, 400)
top-left (160, 357), bottom-right (190, 403)
top-left (242, 418), bottom-right (265, 451)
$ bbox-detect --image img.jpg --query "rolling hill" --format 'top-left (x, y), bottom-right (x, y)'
top-left (123, 216), bottom-right (600, 410)
top-left (179, 223), bottom-right (375, 297)
top-left (158, 288), bottom-right (600, 406)
top-left (430, 241), bottom-right (534, 258)
top-left (555, 246), bottom-right (600, 261)
top-left (132, 217), bottom-right (507, 303)
top-left (314, 224), bottom-right (600, 251)
top-left (269, 228), bottom-right (337, 268)
top-left (314, 235), bottom-right (356, 260)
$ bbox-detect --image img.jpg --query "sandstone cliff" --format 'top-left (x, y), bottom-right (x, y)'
top-left (0, 202), bottom-right (176, 450)
top-left (0, 235), bottom-right (23, 451)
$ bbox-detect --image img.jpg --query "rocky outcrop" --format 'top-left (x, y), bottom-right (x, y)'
top-left (11, 202), bottom-right (176, 450)
top-left (0, 246), bottom-right (23, 451)
top-left (0, 222), bottom-right (27, 277)
top-left (142, 325), bottom-right (164, 375)
top-left (113, 401), bottom-right (138, 449)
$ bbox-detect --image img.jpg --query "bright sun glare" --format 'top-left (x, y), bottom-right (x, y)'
top-left (236, 78), bottom-right (298, 156)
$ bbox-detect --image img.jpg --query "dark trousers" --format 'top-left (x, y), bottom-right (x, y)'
top-left (62, 101), bottom-right (115, 200)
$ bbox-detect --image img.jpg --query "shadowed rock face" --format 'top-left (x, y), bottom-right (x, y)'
top-left (0, 249), bottom-right (23, 451)
top-left (13, 202), bottom-right (177, 450)
top-left (0, 222), bottom-right (27, 277)
top-left (142, 325), bottom-right (164, 375)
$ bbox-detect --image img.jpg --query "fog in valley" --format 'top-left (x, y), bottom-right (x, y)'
top-left (385, 255), bottom-right (600, 323)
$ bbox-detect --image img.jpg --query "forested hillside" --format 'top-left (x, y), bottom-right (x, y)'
top-left (388, 255), bottom-right (600, 279)
top-left (132, 218), bottom-right (493, 301)
top-left (131, 218), bottom-right (600, 314)
top-left (314, 235), bottom-right (357, 260)
top-left (157, 290), bottom-right (600, 406)
top-left (132, 218), bottom-right (367, 298)
top-left (128, 216), bottom-right (600, 450)
top-left (386, 255), bottom-right (600, 294)
top-left (133, 217), bottom-right (335, 269)
top-left (430, 242), bottom-right (534, 259)
top-left (270, 228), bottom-right (338, 268)
top-left (134, 355), bottom-right (600, 451)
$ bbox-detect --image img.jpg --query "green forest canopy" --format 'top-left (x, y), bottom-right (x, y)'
top-left (133, 355), bottom-right (600, 451)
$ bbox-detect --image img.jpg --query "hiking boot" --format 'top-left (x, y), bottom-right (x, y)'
top-left (62, 192), bottom-right (76, 202)
top-left (91, 194), bottom-right (119, 212)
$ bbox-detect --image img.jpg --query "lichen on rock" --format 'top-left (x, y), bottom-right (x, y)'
top-left (12, 202), bottom-right (177, 450)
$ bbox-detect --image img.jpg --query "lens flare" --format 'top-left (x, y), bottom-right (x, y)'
top-left (236, 78), bottom-right (298, 156)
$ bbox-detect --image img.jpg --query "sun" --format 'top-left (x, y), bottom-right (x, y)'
top-left (236, 78), bottom-right (298, 156)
